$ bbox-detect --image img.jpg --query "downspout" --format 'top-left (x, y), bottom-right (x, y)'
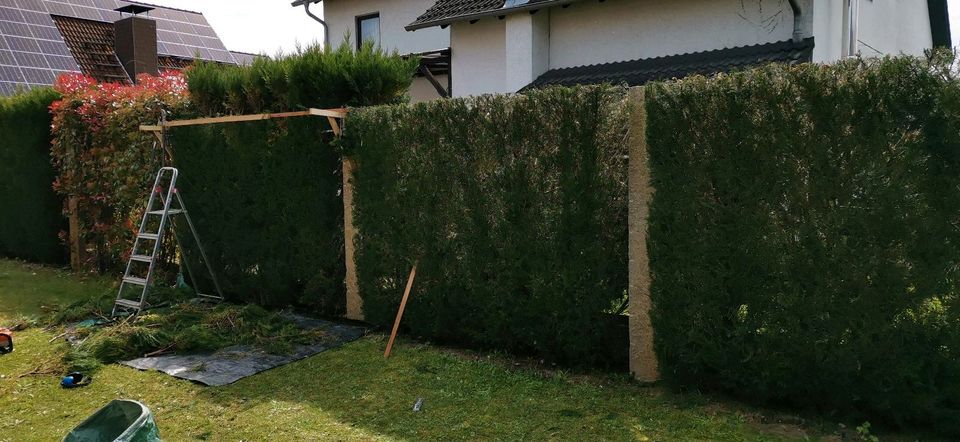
top-left (294, 0), bottom-right (329, 48)
top-left (787, 0), bottom-right (803, 42)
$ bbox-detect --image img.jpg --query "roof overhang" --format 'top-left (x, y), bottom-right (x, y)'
top-left (406, 0), bottom-right (581, 31)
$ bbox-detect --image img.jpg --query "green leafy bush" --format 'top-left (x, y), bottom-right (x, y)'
top-left (168, 118), bottom-right (345, 314)
top-left (187, 41), bottom-right (418, 116)
top-left (0, 87), bottom-right (65, 263)
top-left (646, 54), bottom-right (960, 433)
top-left (342, 86), bottom-right (630, 367)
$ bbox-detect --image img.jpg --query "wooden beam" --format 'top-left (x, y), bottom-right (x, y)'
top-left (139, 108), bottom-right (349, 132)
top-left (418, 65), bottom-right (450, 98)
top-left (384, 264), bottom-right (418, 359)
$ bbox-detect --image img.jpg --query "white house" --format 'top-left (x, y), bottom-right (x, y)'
top-left (293, 0), bottom-right (951, 102)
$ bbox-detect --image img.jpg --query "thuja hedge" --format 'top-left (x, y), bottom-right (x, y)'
top-left (187, 41), bottom-right (418, 116)
top-left (646, 54), bottom-right (960, 432)
top-left (342, 86), bottom-right (631, 366)
top-left (0, 87), bottom-right (65, 263)
top-left (168, 118), bottom-right (345, 314)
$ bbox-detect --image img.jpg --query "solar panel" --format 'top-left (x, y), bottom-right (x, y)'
top-left (0, 0), bottom-right (237, 95)
top-left (0, 0), bottom-right (79, 90)
top-left (41, 0), bottom-right (237, 63)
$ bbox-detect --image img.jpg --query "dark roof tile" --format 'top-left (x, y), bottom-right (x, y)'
top-left (525, 38), bottom-right (815, 90)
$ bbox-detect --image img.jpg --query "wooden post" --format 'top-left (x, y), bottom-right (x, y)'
top-left (627, 86), bottom-right (659, 382)
top-left (342, 157), bottom-right (363, 320)
top-left (68, 196), bottom-right (82, 272)
top-left (384, 264), bottom-right (417, 359)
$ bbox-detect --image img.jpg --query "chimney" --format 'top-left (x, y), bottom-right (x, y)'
top-left (114, 6), bottom-right (158, 82)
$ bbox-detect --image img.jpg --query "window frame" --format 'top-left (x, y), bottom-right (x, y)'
top-left (355, 12), bottom-right (381, 50)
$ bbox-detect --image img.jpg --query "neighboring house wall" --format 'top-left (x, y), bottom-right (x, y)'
top-left (549, 0), bottom-right (795, 69)
top-left (451, 18), bottom-right (507, 96)
top-left (410, 74), bottom-right (449, 103)
top-left (856, 0), bottom-right (932, 57)
top-left (324, 0), bottom-right (451, 101)
top-left (324, 0), bottom-right (449, 54)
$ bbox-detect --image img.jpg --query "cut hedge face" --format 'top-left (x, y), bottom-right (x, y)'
top-left (169, 118), bottom-right (345, 315)
top-left (342, 86), bottom-right (631, 367)
top-left (646, 53), bottom-right (960, 434)
top-left (0, 87), bottom-right (65, 264)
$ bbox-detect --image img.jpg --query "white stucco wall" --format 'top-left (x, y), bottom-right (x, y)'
top-left (856, 0), bottom-right (932, 57)
top-left (549, 0), bottom-right (796, 69)
top-left (409, 74), bottom-right (449, 103)
top-left (451, 18), bottom-right (508, 96)
top-left (323, 0), bottom-right (449, 54)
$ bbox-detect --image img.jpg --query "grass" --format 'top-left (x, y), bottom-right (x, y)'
top-left (0, 259), bottom-right (110, 319)
top-left (0, 259), bottom-right (824, 441)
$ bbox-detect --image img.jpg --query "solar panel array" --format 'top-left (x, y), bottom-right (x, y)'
top-left (0, 0), bottom-right (79, 95)
top-left (0, 0), bottom-right (237, 94)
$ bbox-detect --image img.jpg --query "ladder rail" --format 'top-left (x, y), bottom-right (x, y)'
top-left (138, 167), bottom-right (179, 308)
top-left (113, 167), bottom-right (222, 316)
top-left (174, 191), bottom-right (224, 299)
top-left (112, 168), bottom-right (167, 316)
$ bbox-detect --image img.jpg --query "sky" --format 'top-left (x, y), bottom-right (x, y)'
top-left (141, 0), bottom-right (327, 55)
top-left (144, 0), bottom-right (960, 55)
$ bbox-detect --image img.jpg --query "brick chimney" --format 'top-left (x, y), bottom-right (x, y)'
top-left (114, 15), bottom-right (158, 82)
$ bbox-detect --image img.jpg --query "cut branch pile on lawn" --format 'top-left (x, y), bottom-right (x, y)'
top-left (45, 290), bottom-right (328, 372)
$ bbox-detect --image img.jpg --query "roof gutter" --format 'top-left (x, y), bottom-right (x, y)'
top-left (406, 0), bottom-right (580, 31)
top-left (787, 0), bottom-right (804, 43)
top-left (292, 0), bottom-right (329, 47)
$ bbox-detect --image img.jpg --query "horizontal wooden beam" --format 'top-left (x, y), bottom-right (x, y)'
top-left (139, 108), bottom-right (348, 132)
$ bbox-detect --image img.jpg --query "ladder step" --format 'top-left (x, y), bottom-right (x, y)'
top-left (122, 276), bottom-right (148, 285)
top-left (148, 209), bottom-right (184, 215)
top-left (138, 233), bottom-right (160, 240)
top-left (130, 254), bottom-right (153, 263)
top-left (114, 299), bottom-right (142, 309)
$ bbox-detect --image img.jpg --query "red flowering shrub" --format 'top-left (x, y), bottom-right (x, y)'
top-left (50, 71), bottom-right (189, 272)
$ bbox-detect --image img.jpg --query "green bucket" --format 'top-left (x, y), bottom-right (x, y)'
top-left (63, 399), bottom-right (160, 442)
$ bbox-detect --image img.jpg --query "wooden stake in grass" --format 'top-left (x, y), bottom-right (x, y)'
top-left (384, 264), bottom-right (417, 359)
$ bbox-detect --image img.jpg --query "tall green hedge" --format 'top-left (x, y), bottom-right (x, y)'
top-left (169, 118), bottom-right (345, 314)
top-left (0, 88), bottom-right (64, 264)
top-left (646, 54), bottom-right (960, 433)
top-left (343, 86), bottom-right (630, 366)
top-left (160, 41), bottom-right (417, 313)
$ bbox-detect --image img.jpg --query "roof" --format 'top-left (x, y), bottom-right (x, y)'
top-left (51, 16), bottom-right (130, 84)
top-left (524, 38), bottom-right (815, 90)
top-left (407, 0), bottom-right (576, 31)
top-left (0, 0), bottom-right (241, 94)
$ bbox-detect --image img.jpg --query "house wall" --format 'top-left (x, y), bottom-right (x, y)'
top-left (856, 0), bottom-right (932, 57)
top-left (410, 74), bottom-right (449, 103)
top-left (323, 0), bottom-right (449, 53)
top-left (549, 0), bottom-right (796, 69)
top-left (451, 19), bottom-right (508, 96)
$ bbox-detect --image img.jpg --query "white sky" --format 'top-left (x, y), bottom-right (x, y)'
top-left (144, 0), bottom-right (960, 55)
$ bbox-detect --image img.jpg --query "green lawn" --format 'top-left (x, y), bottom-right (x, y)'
top-left (0, 259), bottom-right (820, 441)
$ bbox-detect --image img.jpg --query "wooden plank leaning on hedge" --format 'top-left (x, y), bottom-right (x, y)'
top-left (627, 87), bottom-right (659, 383)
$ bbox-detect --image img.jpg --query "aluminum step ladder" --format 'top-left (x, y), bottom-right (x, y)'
top-left (112, 167), bottom-right (223, 316)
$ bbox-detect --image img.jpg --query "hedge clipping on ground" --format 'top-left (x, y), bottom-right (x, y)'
top-left (646, 53), bottom-right (960, 434)
top-left (343, 86), bottom-right (630, 367)
top-left (0, 87), bottom-right (65, 264)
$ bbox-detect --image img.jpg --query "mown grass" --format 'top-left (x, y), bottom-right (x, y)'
top-left (0, 259), bottom-right (111, 319)
top-left (0, 259), bottom-right (820, 441)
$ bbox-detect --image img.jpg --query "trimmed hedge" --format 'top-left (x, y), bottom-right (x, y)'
top-left (168, 119), bottom-right (345, 314)
top-left (343, 86), bottom-right (631, 367)
top-left (0, 88), bottom-right (65, 263)
top-left (646, 55), bottom-right (960, 433)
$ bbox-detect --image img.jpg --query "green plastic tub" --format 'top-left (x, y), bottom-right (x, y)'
top-left (63, 399), bottom-right (160, 442)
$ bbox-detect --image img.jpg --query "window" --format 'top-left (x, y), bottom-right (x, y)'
top-left (356, 13), bottom-right (380, 49)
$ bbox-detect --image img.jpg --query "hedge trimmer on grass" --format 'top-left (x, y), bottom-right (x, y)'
top-left (0, 327), bottom-right (12, 353)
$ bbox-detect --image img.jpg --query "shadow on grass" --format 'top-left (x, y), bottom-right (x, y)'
top-left (194, 335), bottom-right (789, 441)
